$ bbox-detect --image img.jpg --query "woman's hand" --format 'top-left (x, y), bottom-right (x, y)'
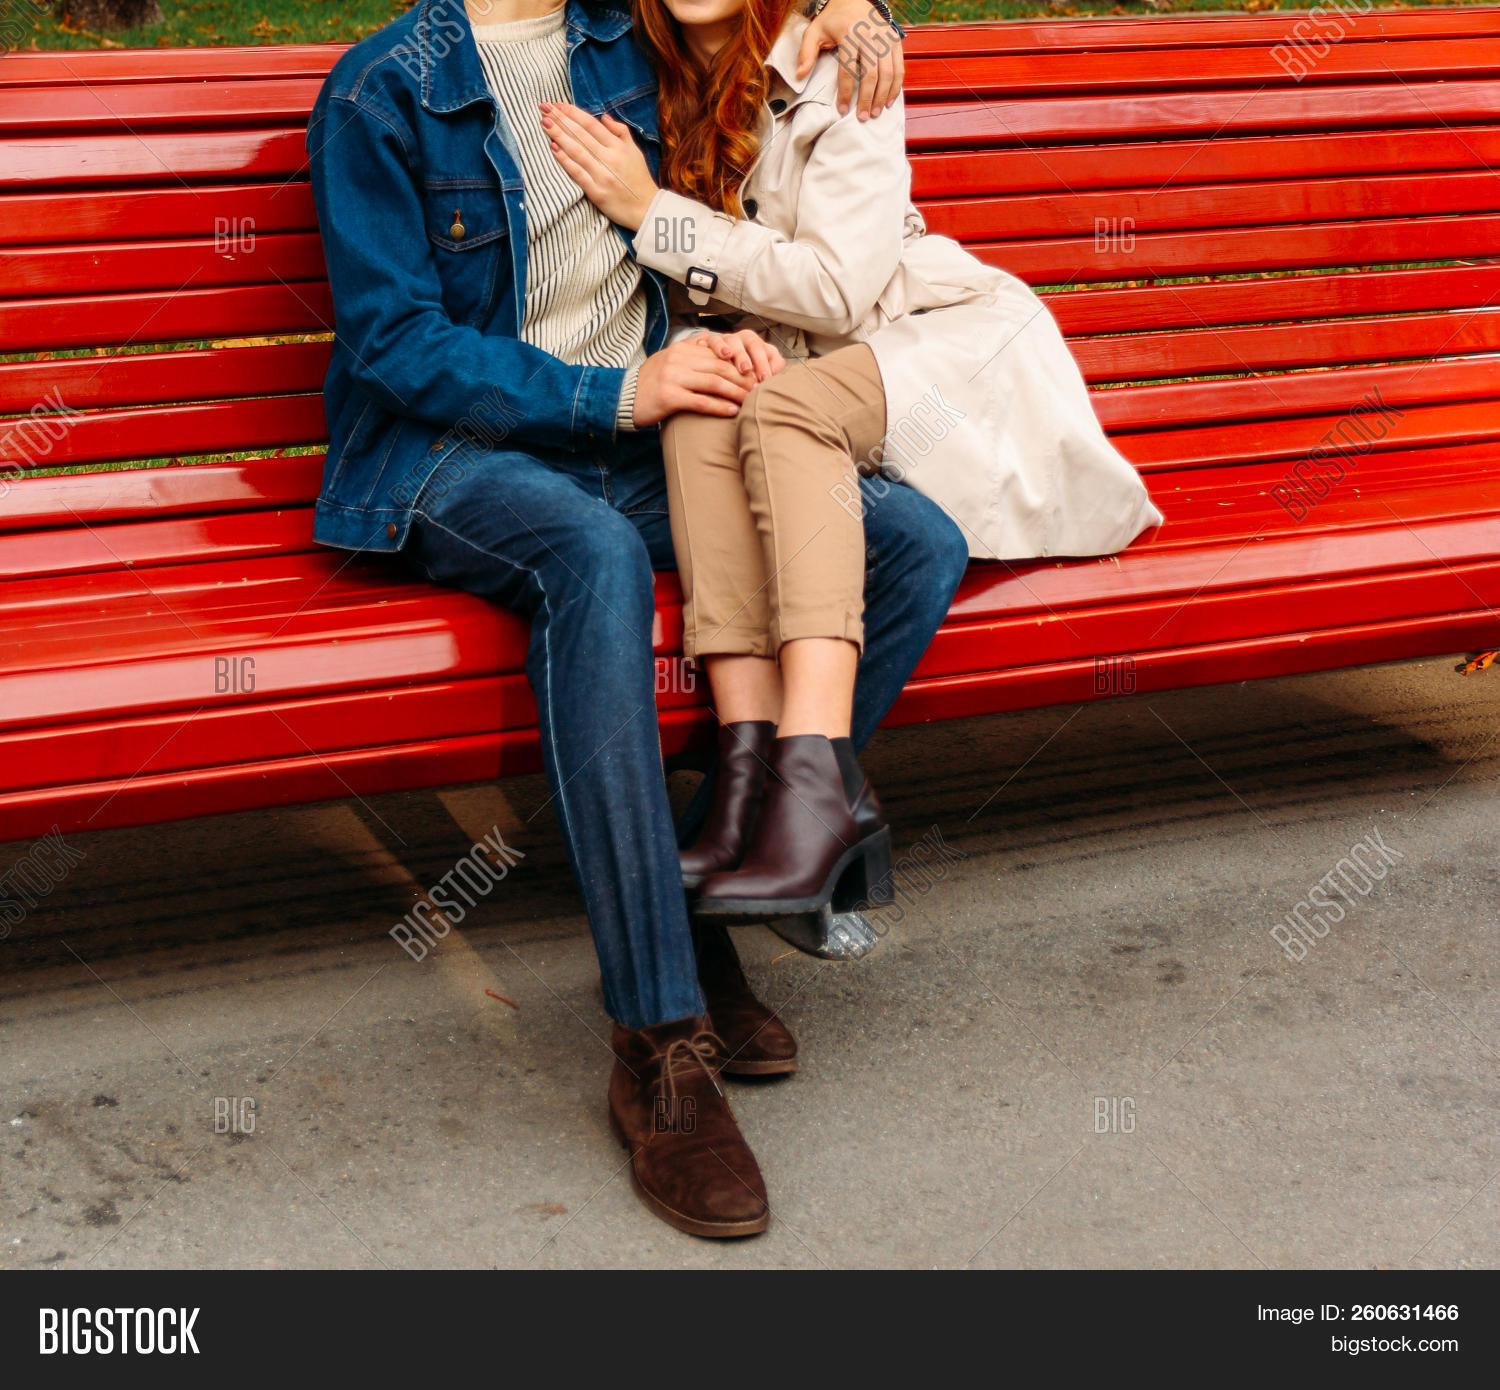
top-left (633, 337), bottom-right (758, 428)
top-left (701, 329), bottom-right (788, 383)
top-left (799, 0), bottom-right (905, 120)
top-left (542, 101), bottom-right (657, 231)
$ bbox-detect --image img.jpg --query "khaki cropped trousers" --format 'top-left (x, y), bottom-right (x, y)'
top-left (660, 343), bottom-right (886, 661)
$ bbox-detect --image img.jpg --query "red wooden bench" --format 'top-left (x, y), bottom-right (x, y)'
top-left (3, 9), bottom-right (1498, 845)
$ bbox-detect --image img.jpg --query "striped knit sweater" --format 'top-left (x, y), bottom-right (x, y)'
top-left (473, 9), bottom-right (647, 431)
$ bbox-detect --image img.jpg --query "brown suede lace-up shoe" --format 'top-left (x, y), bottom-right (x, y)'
top-left (693, 919), bottom-right (798, 1076)
top-left (608, 1016), bottom-right (770, 1238)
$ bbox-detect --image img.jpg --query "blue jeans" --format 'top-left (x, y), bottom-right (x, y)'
top-left (405, 432), bottom-right (968, 1028)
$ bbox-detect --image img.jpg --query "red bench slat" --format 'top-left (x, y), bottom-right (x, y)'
top-left (905, 82), bottom-right (1500, 149)
top-left (0, 731), bottom-right (526, 841)
top-left (1072, 313), bottom-right (1500, 384)
top-left (0, 510), bottom-right (317, 582)
top-left (903, 11), bottom-right (1500, 53)
top-left (1047, 264), bottom-right (1500, 336)
top-left (0, 130), bottom-right (309, 191)
top-left (0, 455), bottom-right (324, 532)
top-left (1098, 361), bottom-right (1500, 432)
top-left (1118, 400), bottom-right (1500, 472)
top-left (0, 396), bottom-right (328, 472)
top-left (0, 342), bottom-right (330, 415)
top-left (908, 126), bottom-right (1500, 199)
top-left (0, 282), bottom-right (331, 351)
top-left (0, 45), bottom-right (343, 87)
top-left (0, 676), bottom-right (521, 794)
top-left (905, 37), bottom-right (1500, 99)
top-left (894, 607), bottom-right (1500, 728)
top-left (923, 170), bottom-right (1500, 243)
top-left (0, 78), bottom-right (327, 133)
top-left (971, 213), bottom-right (1500, 284)
top-left (0, 182), bottom-right (317, 247)
top-left (2, 232), bottom-right (327, 297)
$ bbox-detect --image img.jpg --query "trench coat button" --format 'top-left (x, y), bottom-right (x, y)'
top-left (769, 98), bottom-right (786, 115)
top-left (742, 198), bottom-right (758, 219)
top-left (386, 523), bottom-right (397, 539)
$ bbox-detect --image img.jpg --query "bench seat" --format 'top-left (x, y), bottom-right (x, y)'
top-left (2, 9), bottom-right (1498, 841)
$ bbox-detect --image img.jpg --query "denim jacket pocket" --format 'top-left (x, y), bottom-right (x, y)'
top-left (423, 182), bottom-right (508, 326)
top-left (601, 91), bottom-right (661, 169)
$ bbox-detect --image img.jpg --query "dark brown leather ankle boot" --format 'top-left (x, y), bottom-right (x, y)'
top-left (829, 736), bottom-right (893, 912)
top-left (608, 1016), bottom-right (770, 1238)
top-left (693, 919), bottom-right (798, 1076)
top-left (680, 720), bottom-right (777, 891)
top-left (695, 734), bottom-right (892, 919)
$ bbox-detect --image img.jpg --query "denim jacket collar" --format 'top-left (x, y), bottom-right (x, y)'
top-left (420, 0), bottom-right (634, 113)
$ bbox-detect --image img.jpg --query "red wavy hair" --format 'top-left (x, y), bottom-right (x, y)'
top-left (632, 0), bottom-right (798, 218)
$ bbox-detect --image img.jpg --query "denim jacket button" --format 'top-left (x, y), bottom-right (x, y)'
top-left (386, 522), bottom-right (397, 539)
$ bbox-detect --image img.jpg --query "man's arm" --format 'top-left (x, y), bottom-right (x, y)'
top-left (307, 90), bottom-right (626, 449)
top-left (800, 0), bottom-right (906, 120)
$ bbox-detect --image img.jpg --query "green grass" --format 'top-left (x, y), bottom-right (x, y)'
top-left (15, 0), bottom-right (1500, 51)
top-left (16, 0), bottom-right (414, 50)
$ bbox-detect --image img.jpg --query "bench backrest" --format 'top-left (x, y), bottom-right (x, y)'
top-left (4, 8), bottom-right (1500, 569)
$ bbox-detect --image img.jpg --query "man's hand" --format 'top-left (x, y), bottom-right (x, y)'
top-left (633, 337), bottom-right (759, 427)
top-left (799, 0), bottom-right (905, 120)
top-left (702, 329), bottom-right (788, 383)
top-left (542, 101), bottom-right (657, 230)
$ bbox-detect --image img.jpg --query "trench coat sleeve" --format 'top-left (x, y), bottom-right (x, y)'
top-left (663, 279), bottom-right (712, 345)
top-left (632, 96), bottom-right (910, 338)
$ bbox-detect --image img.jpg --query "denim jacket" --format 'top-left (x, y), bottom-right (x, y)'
top-left (305, 0), bottom-right (669, 553)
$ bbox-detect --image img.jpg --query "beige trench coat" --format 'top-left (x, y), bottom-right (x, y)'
top-left (632, 15), bottom-right (1164, 561)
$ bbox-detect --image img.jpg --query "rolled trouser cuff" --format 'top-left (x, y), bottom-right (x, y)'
top-left (769, 609), bottom-right (865, 656)
top-left (684, 622), bottom-right (775, 661)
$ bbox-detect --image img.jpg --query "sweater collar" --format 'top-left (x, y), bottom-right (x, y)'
top-left (420, 0), bottom-right (633, 112)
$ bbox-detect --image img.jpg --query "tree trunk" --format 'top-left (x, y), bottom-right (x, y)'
top-left (55, 1), bottom-right (164, 31)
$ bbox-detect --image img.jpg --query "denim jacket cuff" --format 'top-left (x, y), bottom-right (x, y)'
top-left (571, 364), bottom-right (628, 445)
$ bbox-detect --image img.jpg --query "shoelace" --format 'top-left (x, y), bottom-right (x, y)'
top-left (654, 1030), bottom-right (725, 1107)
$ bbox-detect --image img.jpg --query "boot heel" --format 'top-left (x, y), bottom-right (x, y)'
top-left (833, 827), bottom-right (893, 912)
